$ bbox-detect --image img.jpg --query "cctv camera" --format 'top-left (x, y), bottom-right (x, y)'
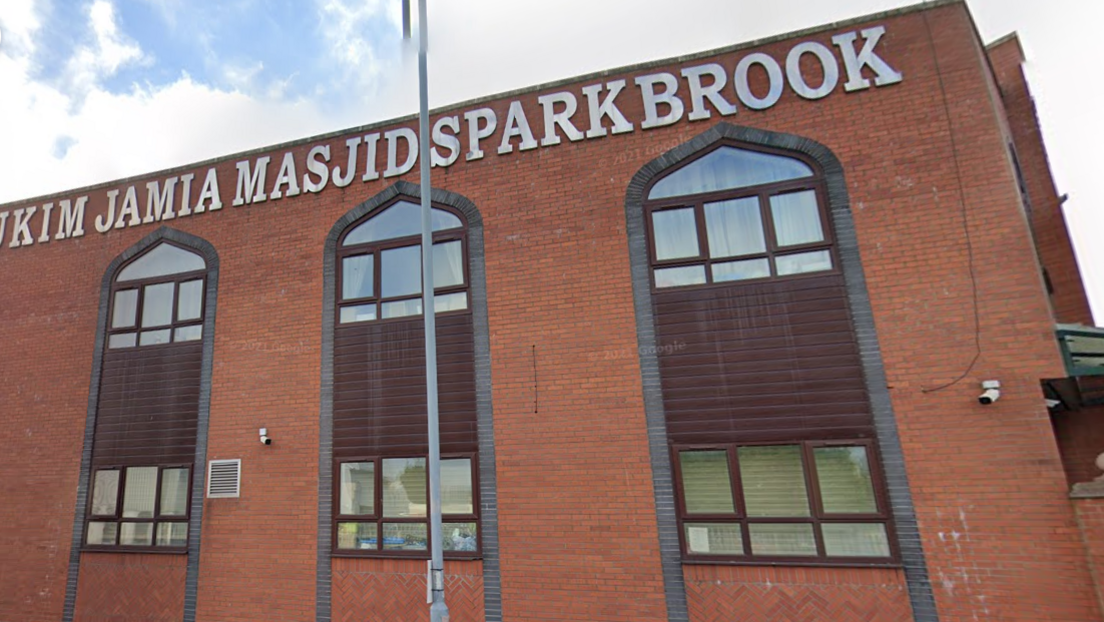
top-left (260, 435), bottom-right (273, 445)
top-left (978, 380), bottom-right (1001, 405)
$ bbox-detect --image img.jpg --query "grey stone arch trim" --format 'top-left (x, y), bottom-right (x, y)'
top-left (63, 226), bottom-right (220, 622)
top-left (624, 123), bottom-right (939, 622)
top-left (317, 180), bottom-right (502, 622)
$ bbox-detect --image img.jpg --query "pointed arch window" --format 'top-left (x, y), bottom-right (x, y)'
top-left (337, 199), bottom-right (468, 324)
top-left (107, 242), bottom-right (207, 348)
top-left (644, 145), bottom-right (835, 288)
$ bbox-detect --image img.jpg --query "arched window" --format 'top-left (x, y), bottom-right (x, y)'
top-left (644, 145), bottom-right (835, 289)
top-left (107, 243), bottom-right (207, 348)
top-left (337, 199), bottom-right (467, 323)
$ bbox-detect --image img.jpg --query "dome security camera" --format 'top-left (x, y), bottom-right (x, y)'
top-left (978, 380), bottom-right (1001, 405)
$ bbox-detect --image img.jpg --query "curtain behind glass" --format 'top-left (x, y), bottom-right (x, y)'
top-left (649, 147), bottom-right (814, 199)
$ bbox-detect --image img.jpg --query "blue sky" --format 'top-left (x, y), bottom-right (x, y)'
top-left (1, 0), bottom-right (1103, 317)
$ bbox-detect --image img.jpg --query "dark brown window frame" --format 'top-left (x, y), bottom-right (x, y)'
top-left (332, 453), bottom-right (481, 560)
top-left (83, 463), bottom-right (193, 553)
top-left (643, 142), bottom-right (838, 291)
top-left (336, 199), bottom-right (470, 326)
top-left (106, 242), bottom-right (207, 349)
top-left (672, 440), bottom-right (898, 566)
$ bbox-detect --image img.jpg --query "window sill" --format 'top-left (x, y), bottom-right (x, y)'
top-left (681, 558), bottom-right (901, 569)
top-left (331, 551), bottom-right (482, 562)
top-left (81, 546), bottom-right (188, 555)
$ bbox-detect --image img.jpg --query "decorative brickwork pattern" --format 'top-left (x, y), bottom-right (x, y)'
top-left (73, 553), bottom-right (185, 622)
top-left (332, 558), bottom-right (484, 622)
top-left (685, 565), bottom-right (911, 622)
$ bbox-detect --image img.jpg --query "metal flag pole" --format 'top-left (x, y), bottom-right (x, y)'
top-left (403, 0), bottom-right (449, 620)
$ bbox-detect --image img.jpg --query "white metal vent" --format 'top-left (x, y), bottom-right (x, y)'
top-left (207, 459), bottom-right (241, 498)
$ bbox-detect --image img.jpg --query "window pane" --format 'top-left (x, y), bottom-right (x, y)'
top-left (174, 326), bottom-right (202, 342)
top-left (770, 190), bottom-right (824, 246)
top-left (91, 470), bottom-right (119, 515)
top-left (109, 333), bottom-right (136, 348)
top-left (342, 255), bottom-right (374, 300)
top-left (382, 458), bottom-right (427, 518)
top-left (443, 522), bottom-right (478, 552)
top-left (112, 290), bottom-right (138, 328)
top-left (648, 146), bottom-right (815, 199)
top-left (684, 523), bottom-right (743, 555)
top-left (748, 523), bottom-right (817, 556)
top-left (122, 467), bottom-right (158, 518)
top-left (381, 246), bottom-right (422, 298)
top-left (712, 259), bottom-right (771, 282)
top-left (814, 446), bottom-right (878, 514)
top-left (117, 243), bottom-right (205, 281)
top-left (441, 459), bottom-right (473, 515)
top-left (156, 522), bottom-right (188, 547)
top-left (775, 250), bottom-right (832, 276)
top-left (337, 522), bottom-right (378, 550)
top-left (382, 299), bottom-right (422, 319)
top-left (120, 522), bottom-right (153, 546)
top-left (704, 198), bottom-right (765, 257)
top-left (738, 446), bottom-right (810, 517)
top-left (654, 266), bottom-right (706, 289)
top-left (652, 208), bottom-right (699, 260)
top-left (822, 523), bottom-right (890, 557)
top-left (86, 521), bottom-right (117, 546)
top-left (159, 468), bottom-right (189, 517)
top-left (435, 292), bottom-right (468, 313)
top-left (679, 451), bottom-right (735, 514)
top-left (177, 280), bottom-right (203, 321)
top-left (140, 329), bottom-right (171, 346)
top-left (433, 241), bottom-right (464, 288)
top-left (141, 283), bottom-right (175, 327)
top-left (342, 201), bottom-right (461, 246)
top-left (340, 462), bottom-right (375, 516)
top-left (340, 304), bottom-right (377, 323)
top-left (383, 523), bottom-right (428, 551)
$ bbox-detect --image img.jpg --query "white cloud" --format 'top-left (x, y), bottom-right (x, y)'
top-left (62, 0), bottom-right (146, 99)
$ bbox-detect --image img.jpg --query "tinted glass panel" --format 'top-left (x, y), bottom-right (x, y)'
top-left (383, 523), bottom-right (428, 551)
top-left (679, 451), bottom-right (735, 514)
top-left (648, 146), bottom-right (814, 199)
top-left (141, 283), bottom-right (175, 327)
top-left (433, 241), bottom-right (464, 288)
top-left (652, 208), bottom-right (699, 260)
top-left (140, 329), bottom-right (171, 346)
top-left (684, 523), bottom-right (743, 555)
top-left (770, 190), bottom-right (824, 246)
top-left (775, 250), bottom-right (832, 276)
top-left (174, 326), bottom-right (202, 342)
top-left (112, 290), bottom-right (138, 328)
top-left (381, 246), bottom-right (422, 298)
top-left (343, 201), bottom-right (461, 245)
top-left (86, 522), bottom-right (117, 546)
top-left (337, 522), bottom-right (378, 550)
top-left (435, 293), bottom-right (467, 313)
top-left (382, 458), bottom-right (427, 518)
top-left (156, 522), bottom-right (188, 547)
top-left (159, 468), bottom-right (189, 516)
top-left (443, 522), bottom-right (478, 552)
top-left (381, 299), bottom-right (422, 319)
top-left (748, 523), bottom-right (817, 556)
top-left (343, 255), bottom-right (374, 300)
top-left (712, 259), bottom-right (770, 282)
top-left (340, 462), bottom-right (375, 516)
top-left (654, 266), bottom-right (706, 288)
top-left (822, 523), bottom-right (890, 557)
top-left (177, 280), bottom-right (203, 321)
top-left (704, 197), bottom-right (765, 257)
top-left (441, 459), bottom-right (473, 515)
top-left (340, 304), bottom-right (377, 323)
top-left (122, 467), bottom-right (157, 518)
top-left (91, 470), bottom-right (119, 515)
top-left (108, 333), bottom-right (136, 348)
top-left (117, 244), bottom-right (205, 281)
top-left (814, 446), bottom-right (877, 514)
top-left (738, 446), bottom-right (810, 517)
top-left (120, 522), bottom-right (153, 546)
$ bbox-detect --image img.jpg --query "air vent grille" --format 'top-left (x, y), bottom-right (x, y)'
top-left (207, 459), bottom-right (241, 498)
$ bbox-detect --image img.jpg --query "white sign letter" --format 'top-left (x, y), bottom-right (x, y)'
top-left (177, 174), bottom-right (194, 217)
top-left (55, 196), bottom-right (87, 240)
top-left (362, 133), bottom-right (382, 182)
top-left (233, 156), bottom-right (271, 206)
top-left (682, 64), bottom-right (737, 121)
top-left (384, 128), bottom-right (418, 178)
top-left (270, 153), bottom-right (301, 199)
top-left (303, 145), bottom-right (331, 192)
top-left (538, 91), bottom-right (584, 147)
top-left (333, 139), bottom-right (360, 188)
top-left (786, 41), bottom-right (840, 100)
top-left (431, 116), bottom-right (461, 168)
top-left (38, 203), bottom-right (53, 243)
top-left (194, 168), bottom-right (223, 213)
top-left (582, 80), bottom-right (634, 139)
top-left (497, 101), bottom-right (538, 155)
top-left (464, 108), bottom-right (496, 161)
top-left (734, 52), bottom-right (784, 110)
top-left (144, 178), bottom-right (178, 223)
top-left (96, 191), bottom-right (118, 233)
top-left (9, 207), bottom-right (36, 247)
top-left (832, 26), bottom-right (902, 92)
top-left (114, 186), bottom-right (141, 228)
top-left (635, 73), bottom-right (684, 129)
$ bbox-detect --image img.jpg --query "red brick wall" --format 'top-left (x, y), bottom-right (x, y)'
top-left (73, 553), bottom-right (186, 622)
top-left (685, 565), bottom-right (912, 621)
top-left (1054, 405), bottom-right (1104, 485)
top-left (1074, 498), bottom-right (1104, 615)
top-left (332, 558), bottom-right (484, 622)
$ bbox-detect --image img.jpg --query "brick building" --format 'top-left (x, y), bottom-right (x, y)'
top-left (2, 1), bottom-right (1103, 620)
